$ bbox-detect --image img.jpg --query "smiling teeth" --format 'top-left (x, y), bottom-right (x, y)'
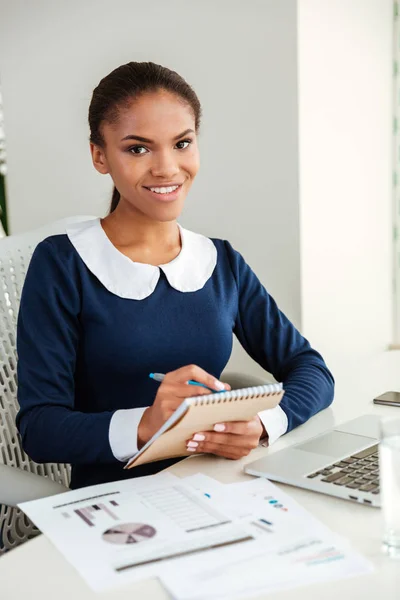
top-left (149, 185), bottom-right (179, 194)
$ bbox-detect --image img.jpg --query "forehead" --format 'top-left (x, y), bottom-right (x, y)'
top-left (105, 90), bottom-right (195, 140)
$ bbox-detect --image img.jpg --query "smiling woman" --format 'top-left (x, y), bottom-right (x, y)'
top-left (88, 63), bottom-right (201, 220)
top-left (15, 61), bottom-right (334, 490)
top-left (87, 64), bottom-right (202, 266)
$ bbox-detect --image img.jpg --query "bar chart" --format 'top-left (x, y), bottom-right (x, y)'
top-left (62, 500), bottom-right (120, 527)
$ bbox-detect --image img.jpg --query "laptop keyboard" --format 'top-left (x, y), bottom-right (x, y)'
top-left (306, 444), bottom-right (380, 494)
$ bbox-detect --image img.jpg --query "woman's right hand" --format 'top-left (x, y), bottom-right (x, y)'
top-left (137, 365), bottom-right (231, 449)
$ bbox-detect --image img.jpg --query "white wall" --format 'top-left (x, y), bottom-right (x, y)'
top-left (2, 0), bottom-right (396, 393)
top-left (0, 0), bottom-right (300, 378)
top-left (298, 0), bottom-right (399, 399)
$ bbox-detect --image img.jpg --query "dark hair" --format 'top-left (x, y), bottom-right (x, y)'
top-left (88, 61), bottom-right (202, 213)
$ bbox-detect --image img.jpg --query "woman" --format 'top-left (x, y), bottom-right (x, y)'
top-left (16, 62), bottom-right (334, 489)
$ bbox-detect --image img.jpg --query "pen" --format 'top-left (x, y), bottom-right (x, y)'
top-left (149, 372), bottom-right (224, 392)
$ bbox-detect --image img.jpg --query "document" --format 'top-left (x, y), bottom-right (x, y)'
top-left (161, 474), bottom-right (374, 600)
top-left (18, 472), bottom-right (278, 592)
top-left (18, 472), bottom-right (373, 596)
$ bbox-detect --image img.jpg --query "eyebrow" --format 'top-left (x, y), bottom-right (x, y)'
top-left (120, 128), bottom-right (195, 143)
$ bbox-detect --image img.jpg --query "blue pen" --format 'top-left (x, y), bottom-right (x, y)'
top-left (149, 372), bottom-right (225, 393)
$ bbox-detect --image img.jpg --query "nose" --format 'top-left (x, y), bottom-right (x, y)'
top-left (150, 150), bottom-right (180, 179)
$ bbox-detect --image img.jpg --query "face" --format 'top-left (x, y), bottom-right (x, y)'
top-left (90, 90), bottom-right (200, 222)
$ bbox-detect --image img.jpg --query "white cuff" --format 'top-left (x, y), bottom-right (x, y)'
top-left (109, 407), bottom-right (148, 462)
top-left (257, 405), bottom-right (288, 447)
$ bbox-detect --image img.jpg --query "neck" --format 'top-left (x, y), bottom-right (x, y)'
top-left (100, 200), bottom-right (181, 264)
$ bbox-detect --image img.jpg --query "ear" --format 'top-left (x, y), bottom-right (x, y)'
top-left (90, 143), bottom-right (110, 175)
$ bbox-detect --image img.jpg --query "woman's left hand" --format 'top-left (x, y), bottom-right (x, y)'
top-left (186, 416), bottom-right (265, 459)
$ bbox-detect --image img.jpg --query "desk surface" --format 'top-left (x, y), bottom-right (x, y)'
top-left (2, 384), bottom-right (400, 600)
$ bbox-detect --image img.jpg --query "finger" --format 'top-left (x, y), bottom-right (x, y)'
top-left (187, 441), bottom-right (250, 459)
top-left (211, 419), bottom-right (261, 435)
top-left (166, 365), bottom-right (230, 392)
top-left (172, 382), bottom-right (214, 397)
top-left (160, 382), bottom-right (212, 400)
top-left (187, 431), bottom-right (256, 448)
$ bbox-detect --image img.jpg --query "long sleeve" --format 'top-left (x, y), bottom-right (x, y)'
top-left (109, 408), bottom-right (148, 461)
top-left (224, 241), bottom-right (334, 435)
top-left (258, 406), bottom-right (288, 445)
top-left (16, 239), bottom-right (120, 465)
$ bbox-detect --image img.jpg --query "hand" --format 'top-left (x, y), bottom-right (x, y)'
top-left (186, 416), bottom-right (265, 460)
top-left (137, 365), bottom-right (231, 449)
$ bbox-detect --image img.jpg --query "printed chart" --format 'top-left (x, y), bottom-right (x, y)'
top-left (61, 499), bottom-right (120, 527)
top-left (102, 523), bottom-right (157, 545)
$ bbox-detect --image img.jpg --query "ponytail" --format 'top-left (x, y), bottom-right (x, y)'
top-left (109, 187), bottom-right (120, 213)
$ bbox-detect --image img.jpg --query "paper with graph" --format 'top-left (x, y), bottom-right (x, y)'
top-left (18, 472), bottom-right (278, 591)
top-left (162, 474), bottom-right (374, 600)
top-left (18, 471), bottom-right (373, 595)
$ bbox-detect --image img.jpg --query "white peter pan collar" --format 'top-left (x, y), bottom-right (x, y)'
top-left (66, 218), bottom-right (217, 300)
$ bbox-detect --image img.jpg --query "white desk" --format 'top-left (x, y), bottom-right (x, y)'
top-left (1, 386), bottom-right (400, 600)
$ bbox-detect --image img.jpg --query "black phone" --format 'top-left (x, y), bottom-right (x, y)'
top-left (373, 391), bottom-right (400, 407)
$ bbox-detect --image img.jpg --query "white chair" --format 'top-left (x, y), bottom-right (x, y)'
top-left (0, 215), bottom-right (96, 553)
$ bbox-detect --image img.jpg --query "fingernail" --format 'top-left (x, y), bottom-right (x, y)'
top-left (193, 434), bottom-right (205, 441)
top-left (187, 440), bottom-right (198, 448)
top-left (187, 447), bottom-right (196, 452)
top-left (214, 380), bottom-right (225, 390)
top-left (214, 423), bottom-right (225, 432)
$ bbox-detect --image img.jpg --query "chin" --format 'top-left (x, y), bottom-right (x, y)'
top-left (147, 200), bottom-right (185, 223)
top-left (151, 209), bottom-right (183, 223)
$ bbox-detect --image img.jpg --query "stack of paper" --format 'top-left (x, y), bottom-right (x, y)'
top-left (163, 474), bottom-right (373, 599)
top-left (18, 471), bottom-right (373, 598)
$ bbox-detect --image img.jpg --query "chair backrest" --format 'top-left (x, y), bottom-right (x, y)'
top-left (0, 215), bottom-right (96, 553)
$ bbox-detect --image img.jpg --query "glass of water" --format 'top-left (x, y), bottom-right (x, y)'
top-left (379, 416), bottom-right (400, 558)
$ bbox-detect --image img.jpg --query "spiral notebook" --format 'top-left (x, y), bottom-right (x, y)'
top-left (125, 383), bottom-right (284, 469)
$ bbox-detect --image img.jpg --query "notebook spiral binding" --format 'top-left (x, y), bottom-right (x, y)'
top-left (191, 383), bottom-right (283, 406)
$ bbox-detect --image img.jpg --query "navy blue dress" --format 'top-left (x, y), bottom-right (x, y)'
top-left (16, 226), bottom-right (334, 489)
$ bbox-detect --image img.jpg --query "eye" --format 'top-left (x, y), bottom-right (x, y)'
top-left (127, 139), bottom-right (193, 155)
top-left (176, 139), bottom-right (193, 150)
top-left (128, 145), bottom-right (148, 155)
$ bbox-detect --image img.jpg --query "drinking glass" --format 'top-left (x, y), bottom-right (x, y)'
top-left (379, 416), bottom-right (400, 558)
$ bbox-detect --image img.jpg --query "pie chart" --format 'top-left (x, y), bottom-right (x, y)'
top-left (102, 522), bottom-right (157, 545)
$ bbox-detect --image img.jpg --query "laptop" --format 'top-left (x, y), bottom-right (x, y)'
top-left (245, 414), bottom-right (381, 507)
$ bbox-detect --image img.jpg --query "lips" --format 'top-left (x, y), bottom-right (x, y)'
top-left (143, 183), bottom-right (184, 190)
top-left (143, 184), bottom-right (183, 202)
